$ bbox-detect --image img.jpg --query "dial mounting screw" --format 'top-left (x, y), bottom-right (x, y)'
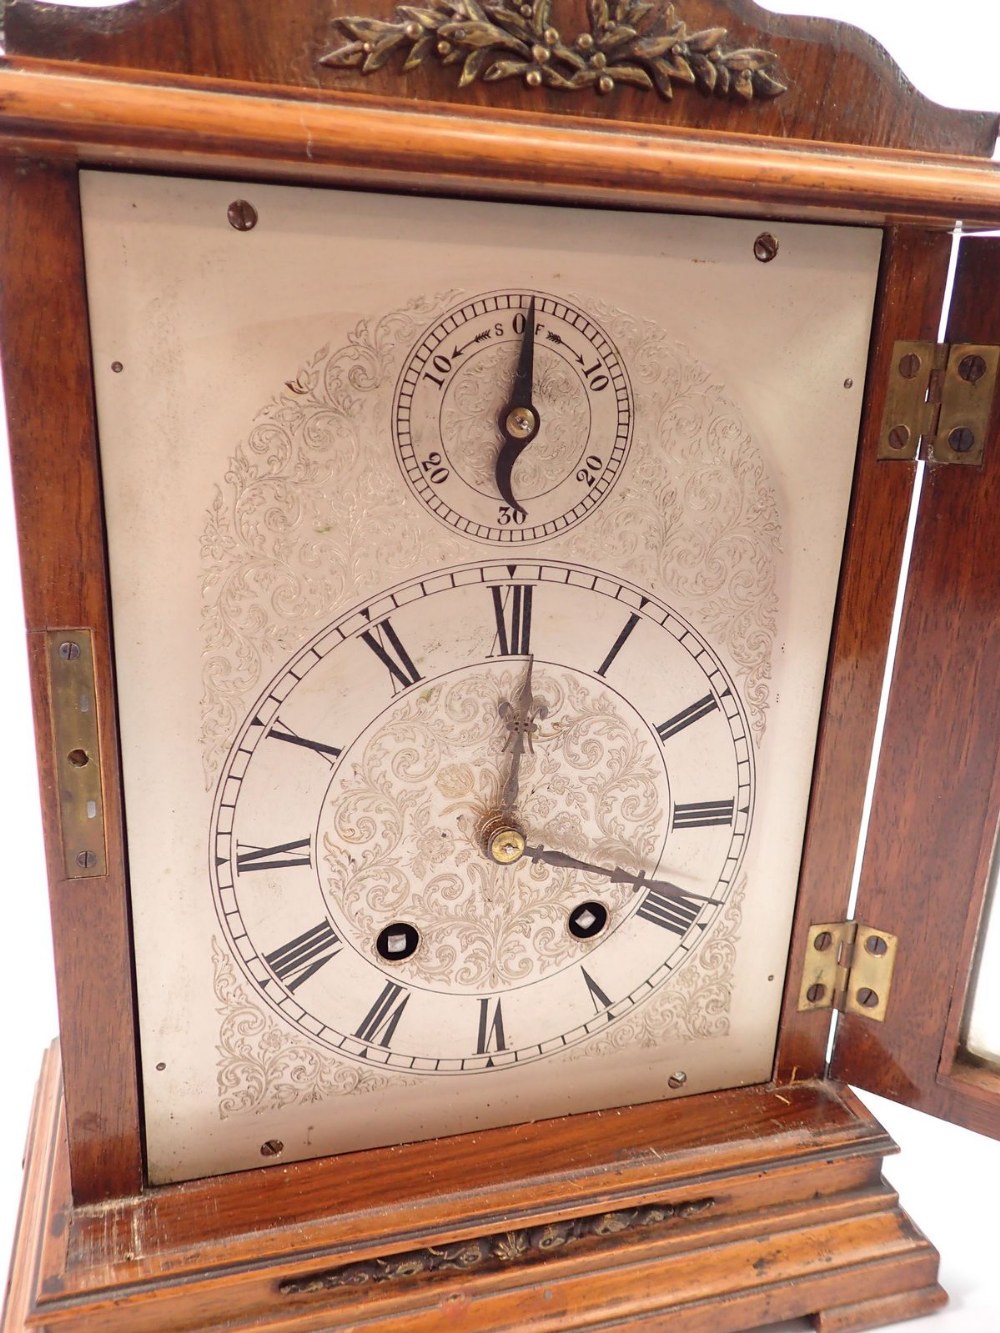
top-left (227, 199), bottom-right (258, 232)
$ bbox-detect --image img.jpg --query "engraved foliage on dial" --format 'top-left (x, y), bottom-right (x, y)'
top-left (199, 293), bottom-right (466, 786)
top-left (570, 874), bottom-right (746, 1060)
top-left (443, 343), bottom-right (589, 499)
top-left (212, 938), bottom-right (411, 1117)
top-left (200, 291), bottom-right (779, 789)
top-left (568, 304), bottom-right (780, 740)
top-left (321, 665), bottom-right (669, 992)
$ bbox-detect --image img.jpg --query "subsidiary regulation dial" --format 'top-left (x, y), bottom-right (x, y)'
top-left (393, 292), bottom-right (633, 543)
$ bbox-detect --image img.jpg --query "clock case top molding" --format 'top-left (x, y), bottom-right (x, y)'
top-left (2, 2), bottom-right (1000, 1331)
top-left (0, 0), bottom-right (998, 225)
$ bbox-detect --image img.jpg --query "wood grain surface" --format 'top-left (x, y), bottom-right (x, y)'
top-left (0, 63), bottom-right (999, 230)
top-left (2, 1047), bottom-right (947, 1333)
top-left (774, 228), bottom-right (953, 1082)
top-left (3, 0), bottom-right (995, 156)
top-left (0, 162), bottom-right (143, 1204)
top-left (831, 236), bottom-right (1000, 1140)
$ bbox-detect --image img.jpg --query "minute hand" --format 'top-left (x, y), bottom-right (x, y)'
top-left (522, 843), bottom-right (722, 904)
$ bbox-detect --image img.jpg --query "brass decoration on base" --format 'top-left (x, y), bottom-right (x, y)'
top-left (280, 1195), bottom-right (716, 1293)
top-left (319, 0), bottom-right (788, 102)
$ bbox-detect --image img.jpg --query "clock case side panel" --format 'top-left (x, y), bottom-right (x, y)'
top-left (774, 227), bottom-right (954, 1083)
top-left (0, 159), bottom-right (143, 1202)
top-left (831, 235), bottom-right (1000, 1140)
top-left (1, 0), bottom-right (996, 158)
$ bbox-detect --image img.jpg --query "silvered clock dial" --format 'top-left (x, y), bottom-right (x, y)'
top-left (79, 170), bottom-right (881, 1182)
top-left (212, 561), bottom-right (752, 1071)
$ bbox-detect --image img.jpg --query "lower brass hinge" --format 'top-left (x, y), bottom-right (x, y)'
top-left (796, 921), bottom-right (898, 1022)
top-left (47, 629), bottom-right (107, 879)
top-left (878, 341), bottom-right (998, 464)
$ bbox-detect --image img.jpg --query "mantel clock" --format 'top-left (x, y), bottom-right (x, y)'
top-left (1, 2), bottom-right (999, 1331)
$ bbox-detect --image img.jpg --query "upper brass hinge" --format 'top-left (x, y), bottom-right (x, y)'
top-left (878, 341), bottom-right (998, 464)
top-left (796, 921), bottom-right (898, 1022)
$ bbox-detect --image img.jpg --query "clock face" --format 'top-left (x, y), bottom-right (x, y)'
top-left (212, 561), bottom-right (752, 1071)
top-left (392, 291), bottom-right (632, 542)
top-left (79, 171), bottom-right (881, 1182)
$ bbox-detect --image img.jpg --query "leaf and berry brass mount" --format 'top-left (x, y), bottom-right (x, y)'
top-left (319, 0), bottom-right (788, 102)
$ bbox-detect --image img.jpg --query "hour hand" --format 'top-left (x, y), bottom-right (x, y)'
top-left (498, 655), bottom-right (547, 810)
top-left (522, 842), bottom-right (722, 905)
top-left (494, 296), bottom-right (539, 515)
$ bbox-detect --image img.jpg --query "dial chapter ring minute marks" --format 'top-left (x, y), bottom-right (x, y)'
top-left (210, 561), bottom-right (753, 1075)
top-left (392, 292), bottom-right (633, 544)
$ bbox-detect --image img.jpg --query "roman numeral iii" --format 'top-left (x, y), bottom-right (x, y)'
top-left (672, 799), bottom-right (734, 829)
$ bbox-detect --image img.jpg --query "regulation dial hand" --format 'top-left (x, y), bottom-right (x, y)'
top-left (494, 296), bottom-right (539, 516)
top-left (521, 842), bottom-right (722, 905)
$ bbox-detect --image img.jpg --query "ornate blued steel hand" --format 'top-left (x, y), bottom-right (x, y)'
top-left (521, 842), bottom-right (722, 905)
top-left (494, 295), bottom-right (539, 517)
top-left (497, 654), bottom-right (548, 811)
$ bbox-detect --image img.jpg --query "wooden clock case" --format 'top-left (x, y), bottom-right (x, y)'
top-left (1, 2), bottom-right (1000, 1330)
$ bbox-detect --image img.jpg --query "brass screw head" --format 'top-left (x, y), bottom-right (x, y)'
top-left (227, 199), bottom-right (258, 232)
top-left (489, 827), bottom-right (526, 864)
top-left (505, 406), bottom-right (537, 439)
top-left (481, 813), bottom-right (527, 864)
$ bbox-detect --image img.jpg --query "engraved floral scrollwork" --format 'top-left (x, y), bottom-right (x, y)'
top-left (319, 0), bottom-right (788, 103)
top-left (321, 665), bottom-right (670, 991)
top-left (213, 938), bottom-right (410, 1115)
top-left (200, 293), bottom-right (779, 784)
top-left (570, 305), bottom-right (780, 741)
top-left (442, 343), bottom-right (590, 498)
top-left (570, 873), bottom-right (746, 1056)
top-left (280, 1195), bottom-right (715, 1292)
top-left (199, 294), bottom-right (465, 786)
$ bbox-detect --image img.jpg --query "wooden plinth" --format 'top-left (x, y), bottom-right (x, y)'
top-left (3, 1045), bottom-right (945, 1333)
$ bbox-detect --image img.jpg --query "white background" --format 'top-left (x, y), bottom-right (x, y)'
top-left (1, 2), bottom-right (999, 1329)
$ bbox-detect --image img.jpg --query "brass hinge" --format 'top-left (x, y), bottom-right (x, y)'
top-left (46, 630), bottom-right (107, 879)
top-left (796, 921), bottom-right (898, 1022)
top-left (878, 341), bottom-right (998, 464)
